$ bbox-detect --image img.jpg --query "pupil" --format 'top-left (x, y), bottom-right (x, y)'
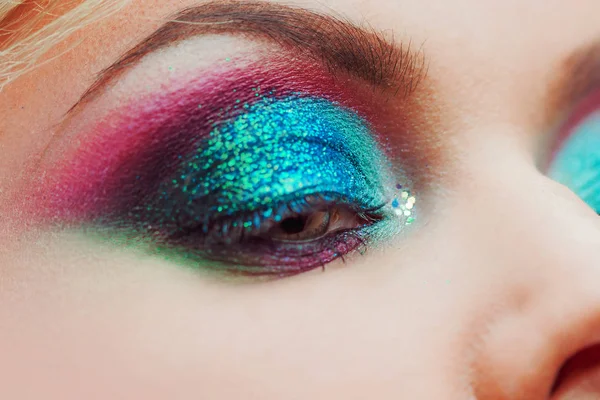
top-left (280, 216), bottom-right (307, 235)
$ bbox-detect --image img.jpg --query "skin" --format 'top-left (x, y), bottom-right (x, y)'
top-left (1, 0), bottom-right (600, 398)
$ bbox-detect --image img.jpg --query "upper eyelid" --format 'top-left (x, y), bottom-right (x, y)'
top-left (68, 0), bottom-right (428, 116)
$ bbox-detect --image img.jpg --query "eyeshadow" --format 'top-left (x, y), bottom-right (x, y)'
top-left (548, 110), bottom-right (600, 211)
top-left (26, 60), bottom-right (420, 273)
top-left (37, 60), bottom-right (387, 223)
top-left (146, 94), bottom-right (389, 235)
top-left (549, 89), bottom-right (600, 163)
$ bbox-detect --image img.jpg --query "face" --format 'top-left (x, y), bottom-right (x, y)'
top-left (1, 0), bottom-right (600, 398)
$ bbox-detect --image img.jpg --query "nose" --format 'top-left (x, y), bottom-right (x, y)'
top-left (456, 146), bottom-right (600, 399)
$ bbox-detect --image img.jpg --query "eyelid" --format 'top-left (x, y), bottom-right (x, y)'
top-left (546, 87), bottom-right (600, 215)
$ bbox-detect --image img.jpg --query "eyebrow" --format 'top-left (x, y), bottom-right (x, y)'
top-left (70, 0), bottom-right (427, 112)
top-left (549, 40), bottom-right (600, 119)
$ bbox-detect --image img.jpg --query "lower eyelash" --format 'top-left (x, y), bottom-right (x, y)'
top-left (164, 226), bottom-right (373, 277)
top-left (150, 196), bottom-right (387, 275)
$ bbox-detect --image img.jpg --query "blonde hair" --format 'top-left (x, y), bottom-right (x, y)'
top-left (0, 0), bottom-right (125, 91)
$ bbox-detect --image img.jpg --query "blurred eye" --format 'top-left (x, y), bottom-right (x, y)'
top-left (548, 90), bottom-right (600, 214)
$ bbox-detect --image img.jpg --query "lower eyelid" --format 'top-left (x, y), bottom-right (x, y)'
top-left (170, 228), bottom-right (374, 276)
top-left (156, 193), bottom-right (412, 277)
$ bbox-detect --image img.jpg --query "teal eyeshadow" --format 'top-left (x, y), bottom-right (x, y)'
top-left (548, 111), bottom-right (600, 212)
top-left (147, 95), bottom-right (392, 236)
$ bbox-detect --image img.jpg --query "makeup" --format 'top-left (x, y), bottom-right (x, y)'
top-left (548, 90), bottom-right (600, 213)
top-left (40, 61), bottom-right (379, 219)
top-left (34, 60), bottom-right (416, 274)
top-left (154, 95), bottom-right (386, 231)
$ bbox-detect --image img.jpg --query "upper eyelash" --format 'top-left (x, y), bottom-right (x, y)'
top-left (165, 191), bottom-right (387, 246)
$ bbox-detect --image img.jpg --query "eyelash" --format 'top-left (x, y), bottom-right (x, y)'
top-left (172, 193), bottom-right (381, 242)
top-left (159, 193), bottom-right (387, 276)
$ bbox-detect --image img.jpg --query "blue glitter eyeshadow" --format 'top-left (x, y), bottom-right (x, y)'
top-left (548, 111), bottom-right (600, 212)
top-left (151, 95), bottom-right (392, 233)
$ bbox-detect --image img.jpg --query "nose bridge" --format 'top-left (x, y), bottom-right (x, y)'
top-left (457, 151), bottom-right (600, 398)
top-left (453, 130), bottom-right (600, 281)
top-left (483, 167), bottom-right (599, 288)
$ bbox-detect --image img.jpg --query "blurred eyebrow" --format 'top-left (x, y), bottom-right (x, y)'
top-left (550, 40), bottom-right (600, 116)
top-left (70, 0), bottom-right (427, 112)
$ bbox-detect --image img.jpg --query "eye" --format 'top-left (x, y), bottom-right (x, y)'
top-left (42, 67), bottom-right (418, 278)
top-left (269, 208), bottom-right (335, 242)
top-left (137, 95), bottom-right (414, 276)
top-left (547, 90), bottom-right (600, 215)
top-left (268, 206), bottom-right (359, 242)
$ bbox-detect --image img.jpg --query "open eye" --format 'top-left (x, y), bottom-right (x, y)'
top-left (267, 206), bottom-right (366, 243)
top-left (548, 90), bottom-right (600, 215)
top-left (41, 58), bottom-right (419, 278)
top-left (96, 94), bottom-right (412, 277)
top-left (269, 209), bottom-right (332, 242)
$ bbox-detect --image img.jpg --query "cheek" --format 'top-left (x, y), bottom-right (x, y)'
top-left (0, 227), bottom-right (481, 396)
